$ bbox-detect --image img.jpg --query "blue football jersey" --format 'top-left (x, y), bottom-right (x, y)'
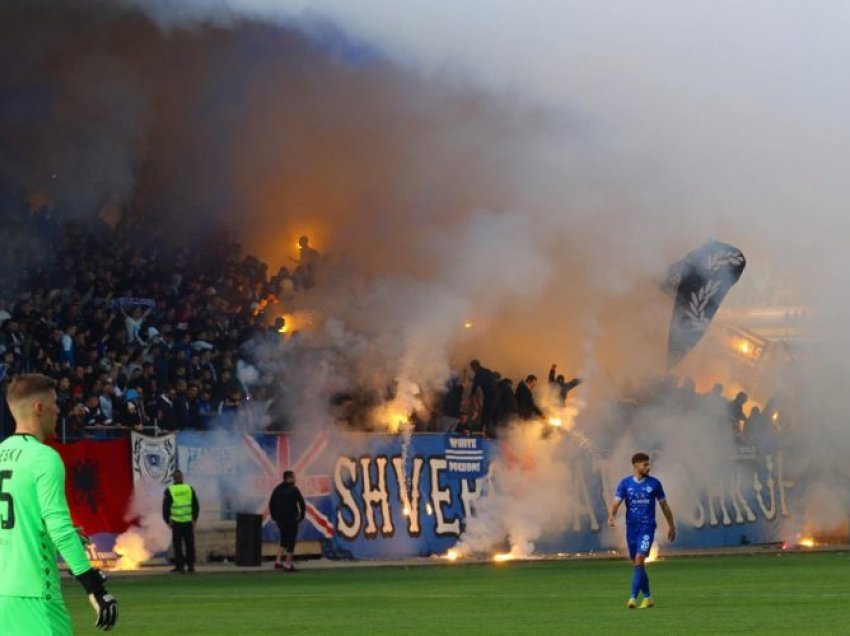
top-left (615, 475), bottom-right (666, 527)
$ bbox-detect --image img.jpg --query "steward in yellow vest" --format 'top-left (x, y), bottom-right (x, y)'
top-left (163, 469), bottom-right (199, 574)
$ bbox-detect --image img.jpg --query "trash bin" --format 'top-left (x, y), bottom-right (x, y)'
top-left (235, 513), bottom-right (263, 566)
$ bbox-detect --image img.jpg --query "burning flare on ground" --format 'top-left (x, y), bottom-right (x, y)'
top-left (493, 546), bottom-right (531, 563)
top-left (110, 529), bottom-right (151, 571)
top-left (784, 531), bottom-right (820, 549)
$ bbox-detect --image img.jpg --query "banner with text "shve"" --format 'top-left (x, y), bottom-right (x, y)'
top-left (329, 434), bottom-right (805, 559)
top-left (329, 434), bottom-right (495, 559)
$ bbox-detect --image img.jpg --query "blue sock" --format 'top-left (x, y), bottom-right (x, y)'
top-left (631, 565), bottom-right (643, 599)
top-left (640, 566), bottom-right (651, 598)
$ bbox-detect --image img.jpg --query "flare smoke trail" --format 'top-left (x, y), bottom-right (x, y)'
top-left (3, 1), bottom-right (850, 550)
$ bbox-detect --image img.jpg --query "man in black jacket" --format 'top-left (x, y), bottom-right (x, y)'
top-left (516, 374), bottom-right (545, 421)
top-left (269, 470), bottom-right (305, 572)
top-left (469, 359), bottom-right (496, 434)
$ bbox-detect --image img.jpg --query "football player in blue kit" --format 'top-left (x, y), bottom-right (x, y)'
top-left (608, 452), bottom-right (676, 609)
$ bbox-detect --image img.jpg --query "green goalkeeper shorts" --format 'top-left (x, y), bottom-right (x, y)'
top-left (0, 595), bottom-right (73, 635)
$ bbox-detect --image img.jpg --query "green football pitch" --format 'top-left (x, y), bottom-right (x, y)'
top-left (62, 552), bottom-right (848, 635)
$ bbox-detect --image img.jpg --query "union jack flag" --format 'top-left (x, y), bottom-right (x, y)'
top-left (241, 432), bottom-right (334, 538)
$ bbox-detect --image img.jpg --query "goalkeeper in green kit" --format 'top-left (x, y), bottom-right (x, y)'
top-left (0, 374), bottom-right (119, 634)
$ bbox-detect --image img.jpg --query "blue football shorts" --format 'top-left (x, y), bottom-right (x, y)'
top-left (626, 525), bottom-right (655, 560)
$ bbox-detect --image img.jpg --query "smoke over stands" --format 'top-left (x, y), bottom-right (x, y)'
top-left (4, 1), bottom-right (850, 549)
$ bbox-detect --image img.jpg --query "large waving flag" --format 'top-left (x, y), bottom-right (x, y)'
top-left (665, 240), bottom-right (746, 369)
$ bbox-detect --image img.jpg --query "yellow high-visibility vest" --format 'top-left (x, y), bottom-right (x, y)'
top-left (168, 484), bottom-right (193, 523)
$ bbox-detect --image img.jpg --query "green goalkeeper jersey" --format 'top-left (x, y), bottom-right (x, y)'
top-left (0, 434), bottom-right (93, 598)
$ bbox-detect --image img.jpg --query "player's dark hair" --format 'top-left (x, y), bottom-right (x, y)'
top-left (631, 452), bottom-right (650, 464)
top-left (6, 373), bottom-right (56, 405)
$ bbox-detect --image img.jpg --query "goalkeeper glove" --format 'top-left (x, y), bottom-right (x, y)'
top-left (76, 568), bottom-right (119, 631)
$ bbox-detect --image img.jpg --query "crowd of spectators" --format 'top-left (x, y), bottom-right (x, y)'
top-left (0, 193), bottom-right (789, 450)
top-left (342, 360), bottom-right (585, 439)
top-left (612, 374), bottom-right (789, 455)
top-left (0, 194), bottom-right (322, 441)
top-left (413, 358), bottom-right (789, 456)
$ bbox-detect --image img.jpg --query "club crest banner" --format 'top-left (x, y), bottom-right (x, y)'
top-left (131, 432), bottom-right (177, 484)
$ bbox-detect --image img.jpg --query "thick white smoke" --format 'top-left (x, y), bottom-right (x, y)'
top-left (132, 0), bottom-right (850, 548)
top-left (113, 479), bottom-right (172, 570)
top-left (6, 1), bottom-right (850, 551)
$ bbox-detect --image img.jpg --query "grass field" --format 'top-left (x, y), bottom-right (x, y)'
top-left (62, 552), bottom-right (849, 635)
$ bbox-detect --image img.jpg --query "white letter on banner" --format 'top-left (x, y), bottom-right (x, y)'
top-left (692, 498), bottom-right (706, 529)
top-left (753, 454), bottom-right (777, 520)
top-left (707, 485), bottom-right (732, 526)
top-left (392, 456), bottom-right (423, 536)
top-left (777, 451), bottom-right (794, 517)
top-left (360, 456), bottom-right (393, 538)
top-left (430, 458), bottom-right (460, 536)
top-left (334, 457), bottom-right (361, 540)
top-left (460, 478), bottom-right (483, 519)
top-left (731, 468), bottom-right (756, 523)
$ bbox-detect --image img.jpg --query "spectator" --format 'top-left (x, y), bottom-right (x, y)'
top-left (98, 381), bottom-right (115, 424)
top-left (469, 359), bottom-right (496, 433)
top-left (84, 395), bottom-right (108, 427)
top-left (218, 388), bottom-right (243, 416)
top-left (156, 387), bottom-right (179, 431)
top-left (728, 391), bottom-right (748, 440)
top-left (58, 324), bottom-right (76, 367)
top-left (516, 374), bottom-right (544, 420)
top-left (548, 364), bottom-right (582, 406)
top-left (493, 378), bottom-right (518, 434)
top-left (122, 305), bottom-right (151, 345)
top-left (289, 235), bottom-right (321, 288)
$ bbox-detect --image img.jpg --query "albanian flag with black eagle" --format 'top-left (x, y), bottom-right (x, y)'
top-left (47, 437), bottom-right (133, 534)
top-left (665, 240), bottom-right (746, 370)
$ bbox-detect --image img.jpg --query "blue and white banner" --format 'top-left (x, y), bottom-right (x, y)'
top-left (327, 435), bottom-right (805, 559)
top-left (110, 431), bottom-right (813, 560)
top-left (176, 431), bottom-right (334, 542)
top-left (330, 434), bottom-right (491, 558)
top-left (443, 434), bottom-right (489, 480)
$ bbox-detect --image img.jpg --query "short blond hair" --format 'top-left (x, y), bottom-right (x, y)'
top-left (6, 374), bottom-right (56, 409)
